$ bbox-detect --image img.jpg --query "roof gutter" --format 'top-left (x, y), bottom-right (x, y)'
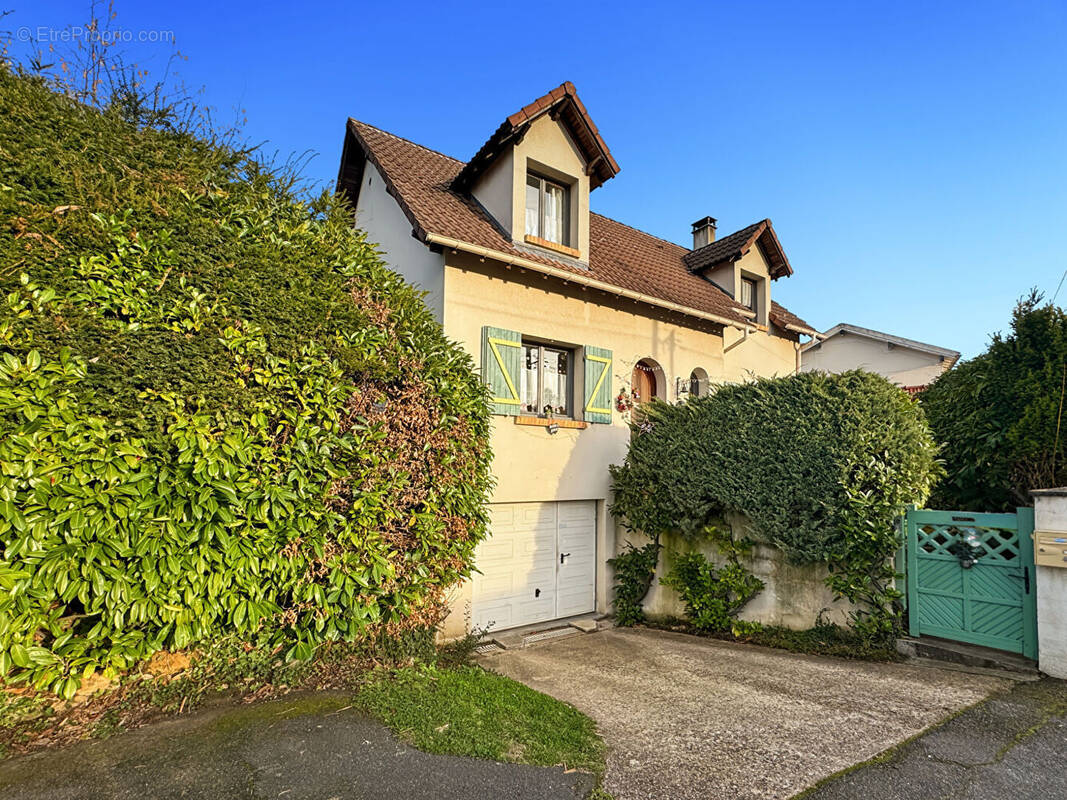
top-left (425, 233), bottom-right (751, 332)
top-left (785, 323), bottom-right (825, 340)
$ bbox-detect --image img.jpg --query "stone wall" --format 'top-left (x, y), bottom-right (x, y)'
top-left (619, 516), bottom-right (861, 630)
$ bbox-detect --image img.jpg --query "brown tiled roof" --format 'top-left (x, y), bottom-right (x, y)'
top-left (452, 83), bottom-right (620, 192)
top-left (769, 301), bottom-right (814, 333)
top-left (341, 118), bottom-right (806, 330)
top-left (683, 219), bottom-right (793, 278)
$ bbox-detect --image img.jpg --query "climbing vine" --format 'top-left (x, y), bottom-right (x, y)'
top-left (607, 539), bottom-right (661, 626)
top-left (659, 525), bottom-right (764, 635)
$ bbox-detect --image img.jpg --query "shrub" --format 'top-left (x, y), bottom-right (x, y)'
top-left (610, 371), bottom-right (941, 638)
top-left (0, 69), bottom-right (492, 697)
top-left (922, 292), bottom-right (1067, 511)
top-left (606, 540), bottom-right (660, 626)
top-left (659, 550), bottom-right (763, 635)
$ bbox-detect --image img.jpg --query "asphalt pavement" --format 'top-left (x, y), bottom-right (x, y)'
top-left (800, 677), bottom-right (1067, 800)
top-left (0, 692), bottom-right (592, 800)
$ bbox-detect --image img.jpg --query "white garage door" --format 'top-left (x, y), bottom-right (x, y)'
top-left (471, 500), bottom-right (596, 632)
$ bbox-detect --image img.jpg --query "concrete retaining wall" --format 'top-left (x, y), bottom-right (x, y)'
top-left (618, 516), bottom-right (861, 630)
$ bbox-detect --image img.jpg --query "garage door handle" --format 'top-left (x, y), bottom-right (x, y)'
top-left (560, 552), bottom-right (571, 564)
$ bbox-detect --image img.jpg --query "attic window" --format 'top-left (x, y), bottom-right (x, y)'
top-left (741, 278), bottom-right (757, 312)
top-left (525, 173), bottom-right (570, 246)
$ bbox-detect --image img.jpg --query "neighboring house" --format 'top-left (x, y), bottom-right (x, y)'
top-left (336, 82), bottom-right (817, 637)
top-left (801, 323), bottom-right (960, 393)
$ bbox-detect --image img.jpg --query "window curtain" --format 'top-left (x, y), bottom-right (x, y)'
top-left (543, 183), bottom-right (565, 244)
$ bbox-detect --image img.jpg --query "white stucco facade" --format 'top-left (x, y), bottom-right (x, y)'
top-left (353, 162), bottom-right (445, 320)
top-left (340, 88), bottom-right (820, 638)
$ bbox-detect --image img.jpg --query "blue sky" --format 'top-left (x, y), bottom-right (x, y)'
top-left (11, 1), bottom-right (1067, 358)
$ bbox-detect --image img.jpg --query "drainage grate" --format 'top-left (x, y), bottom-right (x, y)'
top-left (473, 642), bottom-right (502, 655)
top-left (522, 627), bottom-right (579, 646)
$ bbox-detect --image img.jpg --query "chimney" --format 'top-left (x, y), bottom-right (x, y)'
top-left (691, 216), bottom-right (717, 249)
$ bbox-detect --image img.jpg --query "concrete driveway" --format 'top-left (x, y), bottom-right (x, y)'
top-left (487, 627), bottom-right (1010, 800)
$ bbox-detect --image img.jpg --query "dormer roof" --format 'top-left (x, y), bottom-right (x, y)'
top-left (450, 82), bottom-right (620, 192)
top-left (338, 119), bottom-right (814, 331)
top-left (683, 218), bottom-right (793, 279)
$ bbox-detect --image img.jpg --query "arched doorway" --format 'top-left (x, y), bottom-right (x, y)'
top-left (632, 359), bottom-right (661, 404)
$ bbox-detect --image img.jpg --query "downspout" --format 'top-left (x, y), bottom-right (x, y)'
top-left (723, 325), bottom-right (751, 354)
top-left (787, 327), bottom-right (826, 375)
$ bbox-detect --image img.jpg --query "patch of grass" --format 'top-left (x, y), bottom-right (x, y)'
top-left (645, 617), bottom-right (901, 661)
top-left (0, 628), bottom-right (438, 757)
top-left (3, 635), bottom-right (614, 796)
top-left (354, 664), bottom-right (606, 777)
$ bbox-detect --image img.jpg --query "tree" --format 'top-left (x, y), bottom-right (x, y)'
top-left (922, 291), bottom-right (1067, 510)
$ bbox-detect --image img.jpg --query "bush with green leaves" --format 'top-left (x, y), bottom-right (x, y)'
top-left (922, 292), bottom-right (1067, 511)
top-left (606, 541), bottom-right (660, 626)
top-left (610, 371), bottom-right (941, 638)
top-left (660, 554), bottom-right (762, 635)
top-left (659, 526), bottom-right (764, 635)
top-left (0, 69), bottom-right (491, 697)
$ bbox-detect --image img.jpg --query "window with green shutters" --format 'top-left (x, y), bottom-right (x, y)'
top-left (481, 327), bottom-right (612, 424)
top-left (583, 345), bottom-right (613, 424)
top-left (481, 326), bottom-right (523, 415)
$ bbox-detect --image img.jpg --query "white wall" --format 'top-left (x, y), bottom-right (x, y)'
top-left (471, 149), bottom-right (514, 238)
top-left (354, 161), bottom-right (446, 321)
top-left (802, 333), bottom-right (948, 386)
top-left (630, 523), bottom-right (860, 630)
top-left (1034, 489), bottom-right (1067, 678)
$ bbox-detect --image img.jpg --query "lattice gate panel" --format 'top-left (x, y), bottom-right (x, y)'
top-left (905, 508), bottom-right (1036, 659)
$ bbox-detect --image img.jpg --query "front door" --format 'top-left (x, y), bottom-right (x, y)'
top-left (632, 362), bottom-right (657, 403)
top-left (906, 507), bottom-right (1037, 658)
top-left (471, 501), bottom-right (597, 632)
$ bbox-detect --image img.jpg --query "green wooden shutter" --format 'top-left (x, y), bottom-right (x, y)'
top-left (481, 326), bottom-right (522, 416)
top-left (583, 345), bottom-right (613, 424)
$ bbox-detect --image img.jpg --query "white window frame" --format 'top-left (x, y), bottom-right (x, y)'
top-left (521, 341), bottom-right (574, 418)
top-left (741, 277), bottom-right (758, 313)
top-left (525, 172), bottom-right (571, 246)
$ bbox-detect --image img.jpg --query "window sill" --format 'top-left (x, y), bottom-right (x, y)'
top-left (524, 235), bottom-right (581, 260)
top-left (515, 416), bottom-right (588, 430)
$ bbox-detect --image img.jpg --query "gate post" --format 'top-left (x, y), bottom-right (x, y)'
top-left (904, 507), bottom-right (920, 637)
top-left (1033, 489), bottom-right (1067, 676)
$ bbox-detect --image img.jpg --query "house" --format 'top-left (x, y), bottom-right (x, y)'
top-left (336, 82), bottom-right (817, 637)
top-left (800, 323), bottom-right (960, 394)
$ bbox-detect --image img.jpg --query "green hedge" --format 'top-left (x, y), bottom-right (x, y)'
top-left (0, 70), bottom-right (492, 696)
top-left (922, 293), bottom-right (1067, 511)
top-left (610, 371), bottom-right (941, 636)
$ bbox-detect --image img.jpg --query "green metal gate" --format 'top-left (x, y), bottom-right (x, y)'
top-left (905, 507), bottom-right (1037, 659)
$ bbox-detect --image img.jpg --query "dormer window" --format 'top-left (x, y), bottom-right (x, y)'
top-left (525, 173), bottom-right (570, 247)
top-left (741, 278), bottom-right (757, 312)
